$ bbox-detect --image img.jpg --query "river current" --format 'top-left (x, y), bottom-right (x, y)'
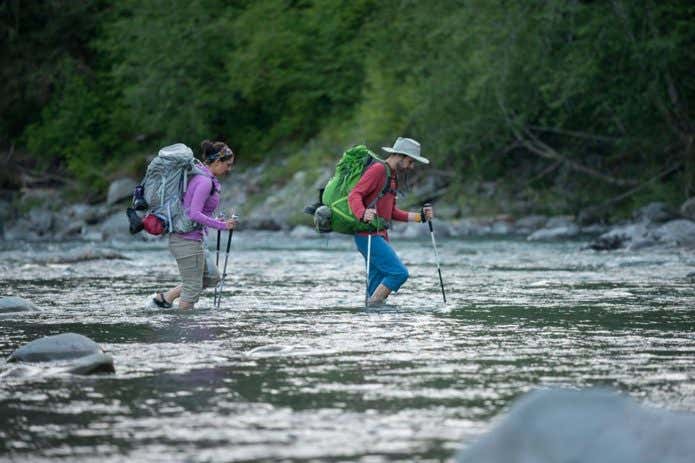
top-left (1, 232), bottom-right (695, 462)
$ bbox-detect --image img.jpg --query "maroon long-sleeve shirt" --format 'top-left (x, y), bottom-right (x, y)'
top-left (348, 162), bottom-right (409, 238)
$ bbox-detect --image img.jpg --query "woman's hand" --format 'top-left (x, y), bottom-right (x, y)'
top-left (224, 217), bottom-right (238, 230)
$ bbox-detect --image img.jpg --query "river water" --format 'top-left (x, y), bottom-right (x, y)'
top-left (1, 232), bottom-right (695, 462)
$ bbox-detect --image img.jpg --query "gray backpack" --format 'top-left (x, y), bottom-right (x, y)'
top-left (139, 143), bottom-right (213, 234)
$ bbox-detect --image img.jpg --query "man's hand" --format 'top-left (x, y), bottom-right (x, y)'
top-left (421, 204), bottom-right (434, 222)
top-left (363, 208), bottom-right (377, 222)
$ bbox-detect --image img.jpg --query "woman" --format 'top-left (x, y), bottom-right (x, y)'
top-left (152, 140), bottom-right (237, 310)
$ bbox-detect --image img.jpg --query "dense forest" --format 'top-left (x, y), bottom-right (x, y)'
top-left (2, 0), bottom-right (693, 219)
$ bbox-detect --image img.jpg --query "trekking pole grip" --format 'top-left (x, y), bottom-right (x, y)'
top-left (424, 202), bottom-right (434, 231)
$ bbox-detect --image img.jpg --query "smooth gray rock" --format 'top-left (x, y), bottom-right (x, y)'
top-left (106, 178), bottom-right (137, 205)
top-left (391, 221), bottom-right (431, 239)
top-left (456, 388), bottom-right (695, 463)
top-left (3, 218), bottom-right (41, 241)
top-left (633, 201), bottom-right (678, 224)
top-left (545, 216), bottom-right (575, 229)
top-left (516, 215), bottom-right (547, 230)
top-left (680, 197), bottom-right (695, 221)
top-left (0, 296), bottom-right (39, 313)
top-left (66, 203), bottom-right (104, 224)
top-left (593, 223), bottom-right (650, 249)
top-left (99, 211), bottom-right (134, 240)
top-left (452, 218), bottom-right (492, 236)
top-left (653, 219), bottom-right (695, 247)
top-left (28, 208), bottom-right (53, 233)
top-left (491, 221), bottom-right (514, 235)
top-left (8, 333), bottom-right (102, 363)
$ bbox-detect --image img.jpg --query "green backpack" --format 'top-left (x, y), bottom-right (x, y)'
top-left (314, 145), bottom-right (391, 234)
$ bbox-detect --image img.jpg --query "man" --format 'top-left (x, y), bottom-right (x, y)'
top-left (348, 137), bottom-right (434, 305)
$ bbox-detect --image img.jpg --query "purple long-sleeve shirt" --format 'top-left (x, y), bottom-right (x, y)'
top-left (176, 165), bottom-right (226, 241)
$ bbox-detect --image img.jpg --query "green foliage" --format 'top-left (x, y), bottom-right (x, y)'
top-left (4, 0), bottom-right (694, 213)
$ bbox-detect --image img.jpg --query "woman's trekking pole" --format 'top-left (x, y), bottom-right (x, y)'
top-left (215, 228), bottom-right (234, 309)
top-left (424, 203), bottom-right (447, 304)
top-left (213, 228), bottom-right (221, 305)
top-left (215, 214), bottom-right (237, 309)
top-left (365, 234), bottom-right (372, 308)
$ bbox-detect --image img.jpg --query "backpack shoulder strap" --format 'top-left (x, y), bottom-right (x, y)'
top-left (189, 160), bottom-right (217, 196)
top-left (367, 161), bottom-right (392, 209)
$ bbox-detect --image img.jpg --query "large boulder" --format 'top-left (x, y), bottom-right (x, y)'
top-left (0, 296), bottom-right (39, 314)
top-left (587, 222), bottom-right (650, 251)
top-left (633, 201), bottom-right (678, 224)
top-left (3, 217), bottom-right (40, 241)
top-left (8, 333), bottom-right (101, 362)
top-left (653, 219), bottom-right (695, 247)
top-left (106, 178), bottom-right (137, 205)
top-left (456, 388), bottom-right (695, 463)
top-left (28, 207), bottom-right (53, 234)
top-left (6, 333), bottom-right (115, 374)
top-left (680, 197), bottom-right (695, 221)
top-left (99, 211), bottom-right (135, 241)
top-left (516, 215), bottom-right (548, 232)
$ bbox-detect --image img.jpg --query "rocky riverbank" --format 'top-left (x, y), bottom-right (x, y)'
top-left (2, 166), bottom-right (695, 251)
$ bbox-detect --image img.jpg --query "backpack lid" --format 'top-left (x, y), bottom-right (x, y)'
top-left (158, 143), bottom-right (193, 159)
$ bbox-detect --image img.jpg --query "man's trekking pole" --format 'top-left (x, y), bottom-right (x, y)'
top-left (365, 233), bottom-right (372, 307)
top-left (424, 203), bottom-right (447, 304)
top-left (215, 214), bottom-right (237, 309)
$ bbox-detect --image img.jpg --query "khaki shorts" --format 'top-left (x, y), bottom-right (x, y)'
top-left (169, 234), bottom-right (220, 303)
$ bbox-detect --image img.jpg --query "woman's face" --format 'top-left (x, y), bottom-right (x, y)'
top-left (209, 156), bottom-right (235, 177)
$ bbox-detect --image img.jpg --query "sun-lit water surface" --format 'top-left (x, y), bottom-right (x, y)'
top-left (1, 233), bottom-right (695, 462)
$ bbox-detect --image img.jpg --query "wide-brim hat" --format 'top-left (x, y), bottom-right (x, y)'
top-left (381, 137), bottom-right (429, 164)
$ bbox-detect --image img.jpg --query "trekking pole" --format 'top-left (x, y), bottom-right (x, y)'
top-left (424, 203), bottom-right (447, 304)
top-left (365, 233), bottom-right (372, 308)
top-left (215, 214), bottom-right (237, 309)
top-left (213, 228), bottom-right (221, 305)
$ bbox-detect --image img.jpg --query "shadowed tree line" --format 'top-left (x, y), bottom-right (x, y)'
top-left (1, 0), bottom-right (693, 217)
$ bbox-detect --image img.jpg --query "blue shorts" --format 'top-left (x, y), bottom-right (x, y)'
top-left (354, 235), bottom-right (409, 297)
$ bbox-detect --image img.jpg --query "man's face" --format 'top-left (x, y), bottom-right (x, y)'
top-left (396, 155), bottom-right (416, 173)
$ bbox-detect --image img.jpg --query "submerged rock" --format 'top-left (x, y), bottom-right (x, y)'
top-left (586, 234), bottom-right (627, 251)
top-left (0, 296), bottom-right (40, 313)
top-left (63, 353), bottom-right (116, 375)
top-left (7, 333), bottom-right (115, 374)
top-left (456, 388), bottom-right (695, 463)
